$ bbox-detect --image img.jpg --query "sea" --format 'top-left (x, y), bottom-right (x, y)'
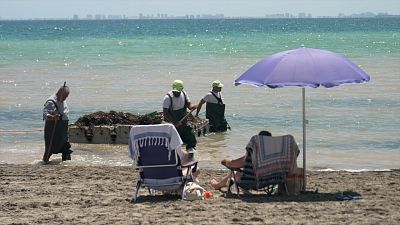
top-left (0, 18), bottom-right (399, 171)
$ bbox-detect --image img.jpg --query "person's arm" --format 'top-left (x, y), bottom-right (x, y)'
top-left (163, 108), bottom-right (181, 127)
top-left (46, 114), bottom-right (60, 120)
top-left (221, 155), bottom-right (246, 168)
top-left (183, 91), bottom-right (196, 111)
top-left (63, 101), bottom-right (69, 120)
top-left (186, 101), bottom-right (197, 111)
top-left (43, 100), bottom-right (60, 121)
top-left (195, 99), bottom-right (206, 117)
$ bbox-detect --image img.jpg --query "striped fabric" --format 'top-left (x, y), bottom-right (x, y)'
top-left (233, 135), bottom-right (299, 191)
top-left (239, 148), bottom-right (286, 190)
top-left (246, 135), bottom-right (299, 179)
top-left (237, 151), bottom-right (256, 188)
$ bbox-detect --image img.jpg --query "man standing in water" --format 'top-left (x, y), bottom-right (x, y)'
top-left (42, 82), bottom-right (72, 163)
top-left (195, 80), bottom-right (228, 132)
top-left (163, 80), bottom-right (198, 154)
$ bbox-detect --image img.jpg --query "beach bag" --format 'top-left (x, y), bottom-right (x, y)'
top-left (287, 167), bottom-right (304, 195)
top-left (183, 182), bottom-right (205, 201)
top-left (278, 167), bottom-right (304, 195)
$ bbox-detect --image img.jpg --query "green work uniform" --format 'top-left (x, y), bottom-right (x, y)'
top-left (206, 92), bottom-right (228, 132)
top-left (166, 93), bottom-right (197, 149)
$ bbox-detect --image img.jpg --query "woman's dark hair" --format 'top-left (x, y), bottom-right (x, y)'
top-left (258, 130), bottom-right (272, 136)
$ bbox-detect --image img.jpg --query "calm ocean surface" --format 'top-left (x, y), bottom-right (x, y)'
top-left (0, 18), bottom-right (399, 170)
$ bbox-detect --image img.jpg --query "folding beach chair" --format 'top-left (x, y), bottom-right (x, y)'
top-left (224, 135), bottom-right (300, 196)
top-left (128, 124), bottom-right (198, 202)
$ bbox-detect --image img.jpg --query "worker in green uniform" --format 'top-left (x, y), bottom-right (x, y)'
top-left (195, 80), bottom-right (228, 132)
top-left (163, 80), bottom-right (198, 153)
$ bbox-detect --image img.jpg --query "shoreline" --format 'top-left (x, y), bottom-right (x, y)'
top-left (1, 146), bottom-right (399, 172)
top-left (1, 164), bottom-right (399, 224)
top-left (2, 160), bottom-right (399, 173)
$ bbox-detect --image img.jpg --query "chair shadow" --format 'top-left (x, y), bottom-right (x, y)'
top-left (131, 191), bottom-right (363, 203)
top-left (130, 194), bottom-right (182, 203)
top-left (221, 190), bottom-right (363, 203)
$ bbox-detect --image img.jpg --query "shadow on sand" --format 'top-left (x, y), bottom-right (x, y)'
top-left (221, 190), bottom-right (363, 203)
top-left (129, 194), bottom-right (182, 203)
top-left (130, 190), bottom-right (363, 203)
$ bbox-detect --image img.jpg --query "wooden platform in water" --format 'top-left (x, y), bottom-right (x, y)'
top-left (69, 120), bottom-right (209, 144)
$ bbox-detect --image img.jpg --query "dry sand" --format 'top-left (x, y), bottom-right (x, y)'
top-left (1, 163), bottom-right (399, 225)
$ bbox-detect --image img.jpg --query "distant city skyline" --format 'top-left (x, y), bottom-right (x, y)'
top-left (0, 0), bottom-right (399, 20)
top-left (66, 11), bottom-right (396, 21)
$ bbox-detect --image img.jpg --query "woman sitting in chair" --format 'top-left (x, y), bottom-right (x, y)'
top-left (210, 130), bottom-right (272, 190)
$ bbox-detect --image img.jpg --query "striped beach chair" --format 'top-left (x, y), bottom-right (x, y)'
top-left (224, 135), bottom-right (299, 196)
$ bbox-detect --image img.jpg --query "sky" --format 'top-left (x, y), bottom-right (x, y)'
top-left (0, 0), bottom-right (399, 19)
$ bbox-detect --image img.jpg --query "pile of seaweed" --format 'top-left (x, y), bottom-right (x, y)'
top-left (74, 111), bottom-right (163, 127)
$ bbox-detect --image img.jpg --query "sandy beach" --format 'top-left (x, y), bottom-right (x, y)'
top-left (1, 163), bottom-right (399, 225)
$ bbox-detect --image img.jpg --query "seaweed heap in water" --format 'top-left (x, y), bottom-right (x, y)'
top-left (74, 111), bottom-right (163, 127)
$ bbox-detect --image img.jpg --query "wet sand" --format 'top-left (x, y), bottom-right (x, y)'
top-left (1, 163), bottom-right (399, 225)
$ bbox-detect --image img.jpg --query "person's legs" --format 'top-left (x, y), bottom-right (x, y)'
top-left (177, 125), bottom-right (197, 150)
top-left (185, 131), bottom-right (197, 149)
top-left (43, 120), bottom-right (53, 163)
top-left (210, 171), bottom-right (241, 190)
top-left (177, 125), bottom-right (197, 160)
top-left (181, 149), bottom-right (200, 182)
top-left (62, 150), bottom-right (71, 161)
top-left (62, 142), bottom-right (72, 161)
top-left (209, 119), bottom-right (227, 132)
top-left (181, 149), bottom-right (190, 163)
top-left (42, 146), bottom-right (51, 163)
top-left (210, 176), bottom-right (229, 190)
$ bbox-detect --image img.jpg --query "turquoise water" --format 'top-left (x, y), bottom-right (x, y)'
top-left (0, 18), bottom-right (399, 170)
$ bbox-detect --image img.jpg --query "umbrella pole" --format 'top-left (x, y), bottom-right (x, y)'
top-left (302, 88), bottom-right (307, 191)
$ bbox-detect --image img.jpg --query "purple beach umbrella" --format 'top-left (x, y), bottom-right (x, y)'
top-left (234, 47), bottom-right (370, 190)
